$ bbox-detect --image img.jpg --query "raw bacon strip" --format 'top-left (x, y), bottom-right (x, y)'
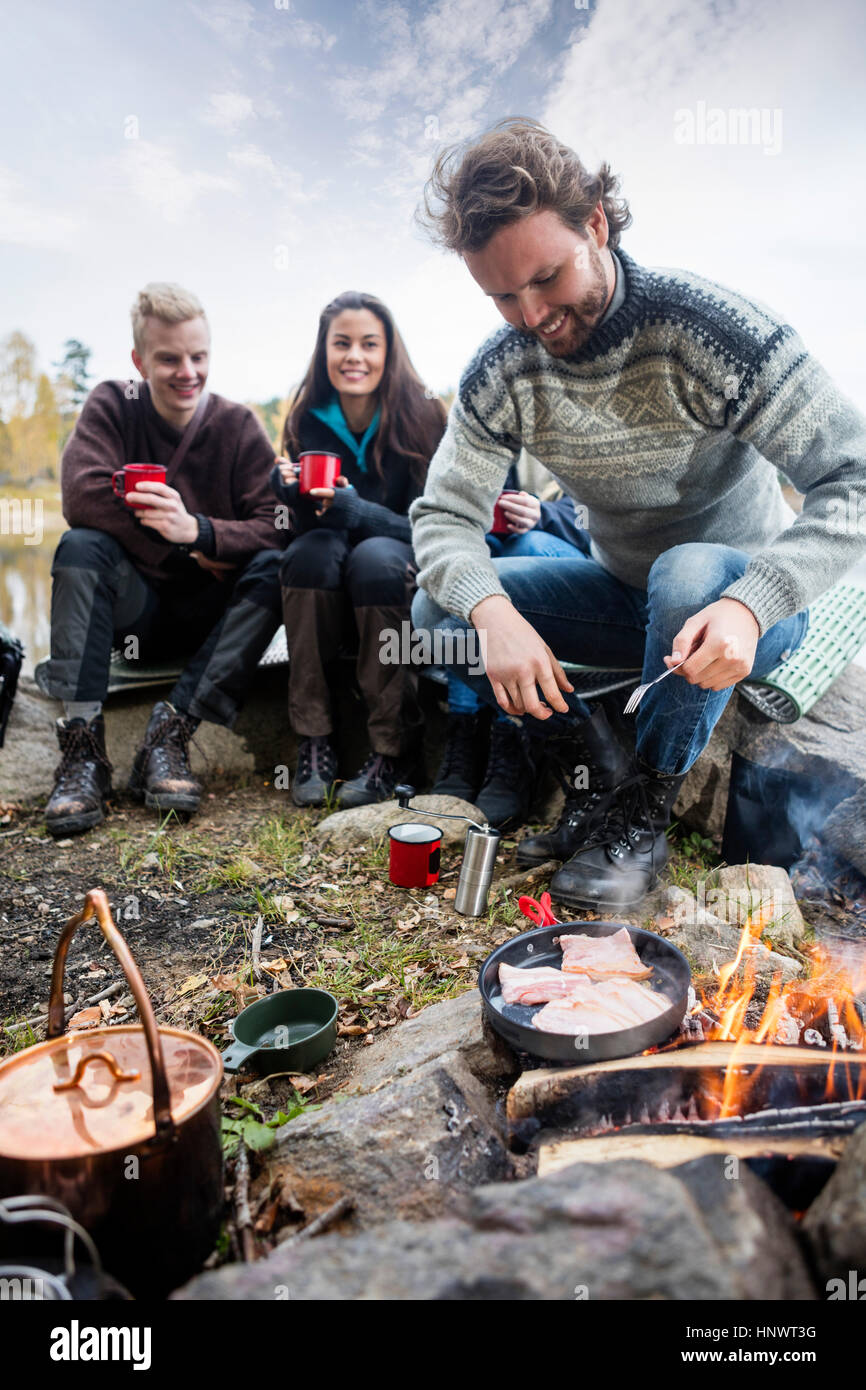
top-left (533, 980), bottom-right (670, 1035)
top-left (557, 927), bottom-right (653, 980)
top-left (498, 962), bottom-right (584, 1005)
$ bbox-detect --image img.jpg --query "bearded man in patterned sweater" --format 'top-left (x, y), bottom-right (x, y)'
top-left (410, 119), bottom-right (866, 912)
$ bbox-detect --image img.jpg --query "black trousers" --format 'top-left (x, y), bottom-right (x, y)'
top-left (279, 531), bottom-right (421, 756)
top-left (43, 528), bottom-right (283, 726)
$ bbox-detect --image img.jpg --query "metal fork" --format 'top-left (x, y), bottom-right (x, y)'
top-left (623, 659), bottom-right (687, 714)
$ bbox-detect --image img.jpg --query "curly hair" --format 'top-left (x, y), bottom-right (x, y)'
top-left (417, 117), bottom-right (632, 254)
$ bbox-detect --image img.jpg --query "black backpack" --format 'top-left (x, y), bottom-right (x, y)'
top-left (0, 620), bottom-right (24, 749)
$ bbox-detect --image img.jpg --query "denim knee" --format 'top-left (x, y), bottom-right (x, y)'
top-left (647, 543), bottom-right (749, 618)
top-left (411, 587), bottom-right (451, 632)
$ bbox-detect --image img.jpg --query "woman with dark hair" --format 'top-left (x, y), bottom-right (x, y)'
top-left (272, 292), bottom-right (446, 807)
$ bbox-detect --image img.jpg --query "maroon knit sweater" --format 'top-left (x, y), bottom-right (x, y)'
top-left (61, 380), bottom-right (283, 584)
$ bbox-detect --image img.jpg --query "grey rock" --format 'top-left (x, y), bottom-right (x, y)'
top-left (0, 672), bottom-right (293, 801)
top-left (264, 1050), bottom-right (512, 1228)
top-left (656, 885), bottom-right (801, 981)
top-left (675, 668), bottom-right (866, 842)
top-left (339, 988), bottom-right (516, 1095)
top-left (713, 863), bottom-right (808, 950)
top-left (802, 1122), bottom-right (866, 1284)
top-left (175, 1154), bottom-right (814, 1301)
top-left (314, 794), bottom-right (483, 850)
top-left (822, 787), bottom-right (866, 876)
top-left (675, 1155), bottom-right (814, 1301)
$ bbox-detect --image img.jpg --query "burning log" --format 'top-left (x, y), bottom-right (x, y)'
top-left (536, 1127), bottom-right (849, 1173)
top-left (507, 1041), bottom-right (866, 1144)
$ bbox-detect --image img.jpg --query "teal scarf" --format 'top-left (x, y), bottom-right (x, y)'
top-left (309, 395), bottom-right (381, 474)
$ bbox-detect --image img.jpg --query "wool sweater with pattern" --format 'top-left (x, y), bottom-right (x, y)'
top-left (410, 249), bottom-right (866, 634)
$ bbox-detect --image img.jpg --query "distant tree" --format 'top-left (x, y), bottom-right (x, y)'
top-left (54, 338), bottom-right (92, 410)
top-left (249, 395), bottom-right (289, 449)
top-left (0, 414), bottom-right (12, 479)
top-left (0, 331), bottom-right (37, 418)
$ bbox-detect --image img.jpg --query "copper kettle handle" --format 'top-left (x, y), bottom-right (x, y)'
top-left (47, 889), bottom-right (174, 1141)
top-left (53, 1050), bottom-right (141, 1092)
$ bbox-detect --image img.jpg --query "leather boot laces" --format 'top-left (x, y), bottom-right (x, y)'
top-left (142, 709), bottom-right (202, 780)
top-left (54, 723), bottom-right (113, 792)
top-left (582, 772), bottom-right (664, 873)
top-left (297, 736), bottom-right (337, 783)
top-left (356, 751), bottom-right (396, 792)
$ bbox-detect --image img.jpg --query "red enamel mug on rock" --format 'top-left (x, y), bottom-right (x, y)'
top-left (491, 488), bottom-right (521, 535)
top-left (298, 452), bottom-right (341, 494)
top-left (389, 822), bottom-right (442, 889)
top-left (111, 463), bottom-right (166, 508)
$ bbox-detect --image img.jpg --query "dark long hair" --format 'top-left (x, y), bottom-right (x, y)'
top-left (283, 292), bottom-right (446, 485)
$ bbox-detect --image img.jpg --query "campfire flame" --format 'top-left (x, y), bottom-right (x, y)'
top-left (692, 911), bottom-right (866, 1119)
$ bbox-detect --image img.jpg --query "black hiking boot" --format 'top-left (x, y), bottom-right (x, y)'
top-left (431, 712), bottom-right (487, 804)
top-left (292, 735), bottom-right (339, 807)
top-left (336, 738), bottom-right (426, 809)
top-left (45, 715), bottom-right (113, 838)
top-left (550, 758), bottom-right (686, 912)
top-left (475, 717), bottom-right (535, 831)
top-left (516, 706), bottom-right (632, 867)
top-left (128, 701), bottom-right (202, 816)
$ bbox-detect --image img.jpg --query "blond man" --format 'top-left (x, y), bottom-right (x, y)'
top-left (42, 283), bottom-right (284, 835)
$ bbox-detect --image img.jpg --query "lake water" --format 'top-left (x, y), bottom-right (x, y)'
top-left (3, 523), bottom-right (865, 677)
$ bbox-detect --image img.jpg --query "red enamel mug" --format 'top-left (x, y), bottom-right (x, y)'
top-left (298, 452), bottom-right (341, 495)
top-left (491, 488), bottom-right (521, 535)
top-left (389, 822), bottom-right (442, 889)
top-left (111, 462), bottom-right (166, 509)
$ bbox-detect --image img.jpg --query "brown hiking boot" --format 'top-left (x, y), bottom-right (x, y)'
top-left (45, 715), bottom-right (113, 838)
top-left (128, 701), bottom-right (202, 815)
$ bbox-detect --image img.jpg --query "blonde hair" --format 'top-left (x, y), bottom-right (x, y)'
top-left (131, 282), bottom-right (208, 354)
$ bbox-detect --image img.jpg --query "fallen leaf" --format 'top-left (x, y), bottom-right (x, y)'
top-left (210, 972), bottom-right (245, 991)
top-left (285, 1073), bottom-right (317, 1093)
top-left (363, 975), bottom-right (393, 992)
top-left (442, 888), bottom-right (457, 901)
top-left (260, 958), bottom-right (290, 975)
top-left (68, 1007), bottom-right (102, 1029)
top-left (99, 999), bottom-right (112, 1022)
top-left (177, 972), bottom-right (210, 997)
top-left (338, 1024), bottom-right (368, 1036)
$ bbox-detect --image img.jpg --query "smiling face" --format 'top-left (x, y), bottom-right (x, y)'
top-left (464, 207), bottom-right (615, 357)
top-left (325, 308), bottom-right (387, 402)
top-left (131, 315), bottom-right (210, 428)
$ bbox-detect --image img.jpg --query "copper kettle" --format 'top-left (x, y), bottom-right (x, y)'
top-left (0, 890), bottom-right (224, 1296)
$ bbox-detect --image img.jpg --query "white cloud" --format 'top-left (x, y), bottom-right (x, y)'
top-left (189, 0), bottom-right (256, 46)
top-left (0, 168), bottom-right (80, 248)
top-left (202, 91), bottom-right (256, 133)
top-left (120, 141), bottom-right (238, 223)
top-left (283, 17), bottom-right (338, 51)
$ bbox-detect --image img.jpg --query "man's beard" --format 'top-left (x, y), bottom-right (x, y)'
top-left (531, 248), bottom-right (611, 357)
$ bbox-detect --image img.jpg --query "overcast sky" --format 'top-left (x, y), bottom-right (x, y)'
top-left (2, 0), bottom-right (864, 410)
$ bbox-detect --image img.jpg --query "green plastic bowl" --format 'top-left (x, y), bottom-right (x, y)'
top-left (222, 988), bottom-right (338, 1075)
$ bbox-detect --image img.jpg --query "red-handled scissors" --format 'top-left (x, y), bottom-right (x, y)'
top-left (518, 892), bottom-right (560, 927)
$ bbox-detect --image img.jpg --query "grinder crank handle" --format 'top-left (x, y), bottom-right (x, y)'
top-left (394, 784), bottom-right (490, 833)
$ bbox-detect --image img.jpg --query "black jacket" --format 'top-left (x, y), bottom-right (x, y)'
top-left (271, 411), bottom-right (434, 545)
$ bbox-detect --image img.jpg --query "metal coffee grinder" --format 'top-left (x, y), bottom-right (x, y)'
top-left (395, 785), bottom-right (501, 917)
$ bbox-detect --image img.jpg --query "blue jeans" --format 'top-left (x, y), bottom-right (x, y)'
top-left (448, 529), bottom-right (583, 717)
top-left (413, 541), bottom-right (809, 776)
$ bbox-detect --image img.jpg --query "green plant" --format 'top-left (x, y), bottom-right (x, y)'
top-left (221, 1093), bottom-right (318, 1159)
